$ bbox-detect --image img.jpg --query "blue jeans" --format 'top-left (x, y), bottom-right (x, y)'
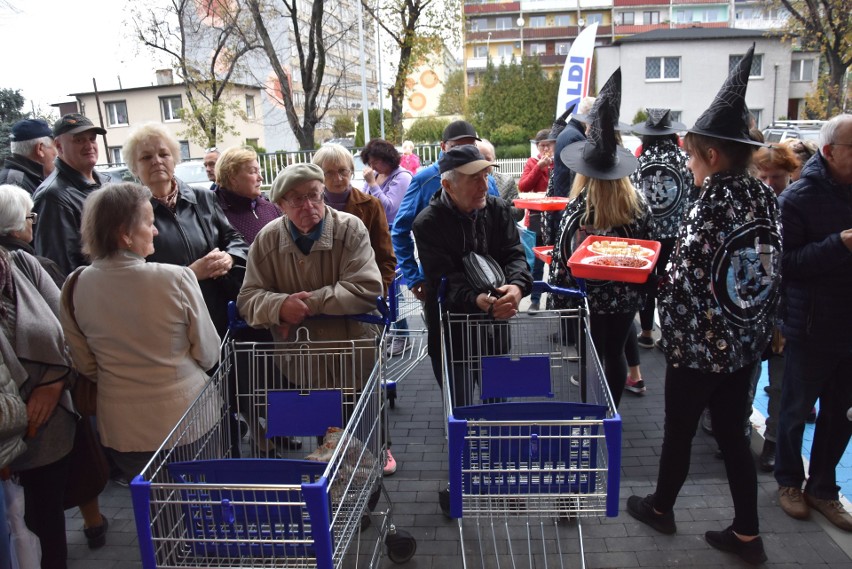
top-left (775, 342), bottom-right (852, 500)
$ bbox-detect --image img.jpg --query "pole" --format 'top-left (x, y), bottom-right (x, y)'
top-left (91, 78), bottom-right (110, 162)
top-left (357, 0), bottom-right (371, 145)
top-left (772, 63), bottom-right (779, 125)
top-left (375, 0), bottom-right (385, 140)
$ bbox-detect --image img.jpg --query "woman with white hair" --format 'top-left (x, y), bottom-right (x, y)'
top-left (399, 140), bottom-right (420, 174)
top-left (0, 184), bottom-right (63, 286)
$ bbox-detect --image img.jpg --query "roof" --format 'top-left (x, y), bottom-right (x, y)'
top-left (67, 81), bottom-right (261, 98)
top-left (615, 27), bottom-right (784, 44)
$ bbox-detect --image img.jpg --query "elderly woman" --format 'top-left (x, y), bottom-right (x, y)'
top-left (213, 146), bottom-right (281, 243)
top-left (60, 183), bottom-right (220, 481)
top-left (360, 138), bottom-right (412, 224)
top-left (122, 124), bottom-right (248, 337)
top-left (0, 184), bottom-right (63, 286)
top-left (399, 140), bottom-right (420, 174)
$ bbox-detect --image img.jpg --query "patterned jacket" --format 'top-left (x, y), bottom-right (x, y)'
top-left (630, 138), bottom-right (693, 240)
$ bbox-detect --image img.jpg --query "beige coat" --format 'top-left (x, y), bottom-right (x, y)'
top-left (237, 207), bottom-right (383, 390)
top-left (60, 251), bottom-right (221, 452)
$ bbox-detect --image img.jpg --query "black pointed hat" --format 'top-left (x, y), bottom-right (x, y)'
top-left (689, 43), bottom-right (764, 146)
top-left (559, 68), bottom-right (638, 180)
top-left (548, 108), bottom-right (572, 140)
top-left (632, 108), bottom-right (687, 136)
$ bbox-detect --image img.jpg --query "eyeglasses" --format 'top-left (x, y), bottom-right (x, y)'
top-left (25, 212), bottom-right (37, 225)
top-left (323, 168), bottom-right (351, 179)
top-left (284, 193), bottom-right (324, 207)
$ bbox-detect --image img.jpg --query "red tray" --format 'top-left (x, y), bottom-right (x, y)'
top-left (567, 235), bottom-right (661, 283)
top-left (513, 197), bottom-right (571, 211)
top-left (533, 246), bottom-right (553, 264)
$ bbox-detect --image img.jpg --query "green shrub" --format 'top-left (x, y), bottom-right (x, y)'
top-left (489, 124), bottom-right (526, 147)
top-left (494, 143), bottom-right (530, 159)
top-left (405, 117), bottom-right (450, 144)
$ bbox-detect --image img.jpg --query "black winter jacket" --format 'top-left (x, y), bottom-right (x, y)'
top-left (779, 153), bottom-right (852, 351)
top-left (0, 154), bottom-right (45, 195)
top-left (148, 180), bottom-right (249, 336)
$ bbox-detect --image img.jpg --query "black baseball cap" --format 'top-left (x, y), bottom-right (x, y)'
top-left (10, 119), bottom-right (53, 142)
top-left (438, 144), bottom-right (497, 174)
top-left (53, 113), bottom-right (107, 137)
top-left (442, 120), bottom-right (480, 142)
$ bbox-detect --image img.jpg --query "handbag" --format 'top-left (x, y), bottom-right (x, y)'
top-left (62, 268), bottom-right (98, 417)
top-left (462, 252), bottom-right (505, 296)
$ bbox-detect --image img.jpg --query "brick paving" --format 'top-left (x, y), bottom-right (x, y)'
top-left (65, 317), bottom-right (852, 568)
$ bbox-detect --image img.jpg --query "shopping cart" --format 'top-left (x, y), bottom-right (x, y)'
top-left (440, 281), bottom-right (621, 568)
top-left (131, 309), bottom-right (417, 569)
top-left (383, 269), bottom-right (428, 408)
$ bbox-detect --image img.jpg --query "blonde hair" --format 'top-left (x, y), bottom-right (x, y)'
top-left (570, 174), bottom-right (642, 229)
top-left (122, 123), bottom-right (181, 177)
top-left (215, 146), bottom-right (257, 187)
top-left (312, 143), bottom-right (355, 172)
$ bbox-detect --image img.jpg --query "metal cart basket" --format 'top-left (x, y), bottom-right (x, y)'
top-left (383, 269), bottom-right (429, 408)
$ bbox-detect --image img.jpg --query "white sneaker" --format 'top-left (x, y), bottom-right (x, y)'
top-left (387, 337), bottom-right (410, 357)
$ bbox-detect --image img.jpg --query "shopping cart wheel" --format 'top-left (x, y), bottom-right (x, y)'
top-left (388, 390), bottom-right (397, 409)
top-left (385, 528), bottom-right (416, 564)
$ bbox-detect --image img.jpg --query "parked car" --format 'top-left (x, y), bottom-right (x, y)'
top-left (174, 160), bottom-right (212, 191)
top-left (99, 165), bottom-right (139, 184)
top-left (763, 120), bottom-right (824, 144)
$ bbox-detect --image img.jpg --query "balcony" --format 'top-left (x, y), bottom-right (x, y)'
top-left (464, 1), bottom-right (520, 15)
top-left (613, 23), bottom-right (670, 35)
top-left (613, 0), bottom-right (668, 5)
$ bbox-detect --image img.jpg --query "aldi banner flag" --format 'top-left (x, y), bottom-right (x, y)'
top-left (555, 23), bottom-right (599, 118)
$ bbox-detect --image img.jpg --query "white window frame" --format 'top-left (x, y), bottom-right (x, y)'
top-left (618, 11), bottom-right (635, 25)
top-left (529, 43), bottom-right (546, 56)
top-left (108, 147), bottom-right (122, 164)
top-left (645, 56), bottom-right (681, 81)
top-left (495, 17), bottom-right (512, 31)
top-left (497, 44), bottom-right (515, 59)
top-left (555, 42), bottom-right (570, 56)
top-left (473, 45), bottom-right (488, 58)
top-left (554, 14), bottom-right (570, 27)
top-left (160, 95), bottom-right (182, 122)
top-left (730, 53), bottom-right (764, 78)
top-left (585, 13), bottom-right (603, 25)
top-left (245, 94), bottom-right (256, 119)
top-left (529, 16), bottom-right (546, 28)
top-left (790, 59), bottom-right (814, 82)
top-left (105, 101), bottom-right (128, 127)
top-left (179, 140), bottom-right (190, 161)
top-left (643, 11), bottom-right (659, 24)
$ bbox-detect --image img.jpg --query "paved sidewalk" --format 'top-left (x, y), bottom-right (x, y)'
top-left (65, 324), bottom-right (852, 568)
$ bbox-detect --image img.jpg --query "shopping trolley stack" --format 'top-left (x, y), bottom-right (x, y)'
top-left (383, 269), bottom-right (429, 408)
top-left (131, 307), bottom-right (416, 569)
top-left (441, 282), bottom-right (621, 569)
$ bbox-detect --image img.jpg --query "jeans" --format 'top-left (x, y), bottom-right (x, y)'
top-left (653, 362), bottom-right (760, 536)
top-left (764, 353), bottom-right (784, 442)
top-left (775, 342), bottom-right (852, 500)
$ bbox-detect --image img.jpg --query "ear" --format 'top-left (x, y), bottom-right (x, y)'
top-left (440, 177), bottom-right (451, 192)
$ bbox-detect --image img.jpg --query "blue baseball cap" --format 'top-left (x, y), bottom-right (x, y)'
top-left (10, 119), bottom-right (53, 142)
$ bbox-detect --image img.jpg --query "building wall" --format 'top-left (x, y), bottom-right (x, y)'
top-left (403, 47), bottom-right (461, 120)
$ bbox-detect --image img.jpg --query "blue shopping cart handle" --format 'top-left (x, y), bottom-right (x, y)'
top-left (227, 298), bottom-right (389, 332)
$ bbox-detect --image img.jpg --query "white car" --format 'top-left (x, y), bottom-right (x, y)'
top-left (174, 160), bottom-right (212, 191)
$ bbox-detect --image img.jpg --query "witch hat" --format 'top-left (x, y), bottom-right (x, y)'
top-left (632, 108), bottom-right (687, 136)
top-left (548, 108), bottom-right (573, 139)
top-left (559, 68), bottom-right (638, 180)
top-left (689, 43), bottom-right (763, 146)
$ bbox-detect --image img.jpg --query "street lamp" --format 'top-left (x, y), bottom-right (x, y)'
top-left (516, 15), bottom-right (525, 58)
top-left (486, 31), bottom-right (492, 60)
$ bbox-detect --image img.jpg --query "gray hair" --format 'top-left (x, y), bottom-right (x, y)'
top-left (402, 140), bottom-right (415, 153)
top-left (819, 114), bottom-right (852, 150)
top-left (122, 123), bottom-right (181, 177)
top-left (10, 136), bottom-right (52, 158)
top-left (440, 169), bottom-right (458, 184)
top-left (476, 139), bottom-right (496, 162)
top-left (312, 143), bottom-right (355, 172)
top-left (0, 184), bottom-right (34, 235)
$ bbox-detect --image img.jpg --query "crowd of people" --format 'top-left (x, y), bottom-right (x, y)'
top-left (0, 53), bottom-right (849, 567)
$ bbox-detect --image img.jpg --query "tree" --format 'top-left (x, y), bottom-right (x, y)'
top-left (437, 68), bottom-right (465, 116)
top-left (332, 115), bottom-right (355, 137)
top-left (467, 57), bottom-right (559, 140)
top-left (0, 88), bottom-right (28, 164)
top-left (770, 0), bottom-right (850, 116)
top-left (355, 109), bottom-right (397, 146)
top-left (362, 0), bottom-right (461, 142)
top-left (134, 0), bottom-right (260, 147)
top-left (405, 117), bottom-right (449, 143)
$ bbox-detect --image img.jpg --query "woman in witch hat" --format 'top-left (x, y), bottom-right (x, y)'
top-left (626, 44), bottom-right (780, 566)
top-left (547, 68), bottom-right (654, 408)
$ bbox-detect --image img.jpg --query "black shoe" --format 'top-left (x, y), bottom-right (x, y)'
top-left (84, 515), bottom-right (109, 549)
top-left (759, 440), bottom-right (776, 473)
top-left (439, 487), bottom-right (452, 519)
top-left (705, 526), bottom-right (767, 565)
top-left (626, 494), bottom-right (676, 534)
top-left (806, 407), bottom-right (817, 423)
top-left (763, 385), bottom-right (771, 394)
top-left (637, 335), bottom-right (654, 349)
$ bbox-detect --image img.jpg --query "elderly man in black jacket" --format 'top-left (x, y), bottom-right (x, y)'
top-left (0, 119), bottom-right (58, 194)
top-left (413, 145), bottom-right (533, 408)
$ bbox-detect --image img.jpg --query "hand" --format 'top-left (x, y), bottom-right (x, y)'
top-left (842, 229), bottom-right (852, 251)
top-left (490, 284), bottom-right (522, 319)
top-left (537, 155), bottom-right (553, 171)
top-left (364, 167), bottom-right (376, 185)
top-left (409, 282), bottom-right (427, 301)
top-left (279, 291), bottom-right (312, 325)
top-left (189, 248), bottom-right (233, 281)
top-left (26, 381), bottom-right (64, 437)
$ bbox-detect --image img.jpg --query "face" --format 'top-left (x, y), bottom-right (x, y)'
top-left (537, 141), bottom-right (555, 157)
top-left (442, 167), bottom-right (489, 214)
top-left (126, 201), bottom-right (158, 258)
top-left (229, 160), bottom-right (263, 199)
top-left (10, 210), bottom-right (36, 243)
top-left (55, 130), bottom-right (99, 173)
top-left (368, 157), bottom-right (391, 176)
top-left (135, 138), bottom-right (176, 187)
top-left (279, 179), bottom-right (325, 234)
top-left (320, 161), bottom-right (352, 194)
top-left (204, 151), bottom-right (220, 182)
top-left (686, 150), bottom-right (712, 188)
top-left (824, 121), bottom-right (852, 185)
top-left (757, 166), bottom-right (791, 196)
top-left (38, 140), bottom-right (58, 176)
top-left (442, 136), bottom-right (478, 152)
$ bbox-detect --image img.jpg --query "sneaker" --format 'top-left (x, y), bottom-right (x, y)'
top-left (705, 526), bottom-right (767, 565)
top-left (804, 493), bottom-right (852, 531)
top-left (438, 487), bottom-right (452, 519)
top-left (111, 475), bottom-right (129, 488)
top-left (529, 301), bottom-right (541, 312)
top-left (626, 494), bottom-right (676, 535)
top-left (569, 375), bottom-right (580, 387)
top-left (625, 375), bottom-right (646, 395)
top-left (383, 449), bottom-right (398, 476)
top-left (655, 338), bottom-right (664, 351)
top-left (759, 440), bottom-right (776, 473)
top-left (778, 486), bottom-right (809, 520)
top-left (387, 337), bottom-right (410, 357)
top-left (806, 407), bottom-right (817, 423)
top-left (637, 335), bottom-right (654, 349)
top-left (84, 515), bottom-right (109, 549)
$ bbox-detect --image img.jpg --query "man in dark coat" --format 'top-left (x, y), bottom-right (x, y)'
top-left (775, 113), bottom-right (852, 532)
top-left (0, 119), bottom-right (57, 194)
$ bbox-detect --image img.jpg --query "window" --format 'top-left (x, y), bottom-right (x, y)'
top-left (790, 59), bottom-right (814, 82)
top-left (497, 44), bottom-right (515, 59)
top-left (556, 42), bottom-right (570, 56)
top-left (585, 13), bottom-right (603, 25)
top-left (673, 10), bottom-right (687, 23)
top-left (750, 109), bottom-right (763, 129)
top-left (529, 43), bottom-right (546, 56)
top-left (529, 16), bottom-right (546, 28)
top-left (245, 95), bottom-right (256, 119)
top-left (643, 11), bottom-right (660, 24)
top-left (108, 147), bottom-right (122, 164)
top-left (470, 18), bottom-right (485, 32)
top-left (669, 110), bottom-right (682, 122)
top-left (496, 17), bottom-right (511, 30)
top-left (617, 12), bottom-right (635, 25)
top-left (105, 101), bottom-right (128, 127)
top-left (160, 96), bottom-right (182, 122)
top-left (473, 45), bottom-right (488, 58)
top-left (179, 141), bottom-right (190, 161)
top-left (730, 53), bottom-right (763, 77)
top-left (245, 138), bottom-right (259, 149)
top-left (554, 15), bottom-right (570, 27)
top-left (645, 56), bottom-right (681, 80)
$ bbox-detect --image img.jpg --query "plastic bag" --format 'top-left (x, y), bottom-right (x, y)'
top-left (518, 225), bottom-right (537, 270)
top-left (4, 479), bottom-right (40, 569)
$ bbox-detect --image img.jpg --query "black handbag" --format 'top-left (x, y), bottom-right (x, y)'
top-left (462, 252), bottom-right (505, 295)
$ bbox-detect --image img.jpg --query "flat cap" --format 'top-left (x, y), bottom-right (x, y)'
top-left (269, 163), bottom-right (325, 203)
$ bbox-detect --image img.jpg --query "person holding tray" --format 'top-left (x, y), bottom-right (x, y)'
top-left (547, 68), bottom-right (653, 408)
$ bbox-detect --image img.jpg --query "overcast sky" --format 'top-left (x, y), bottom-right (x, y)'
top-left (0, 0), bottom-right (168, 117)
